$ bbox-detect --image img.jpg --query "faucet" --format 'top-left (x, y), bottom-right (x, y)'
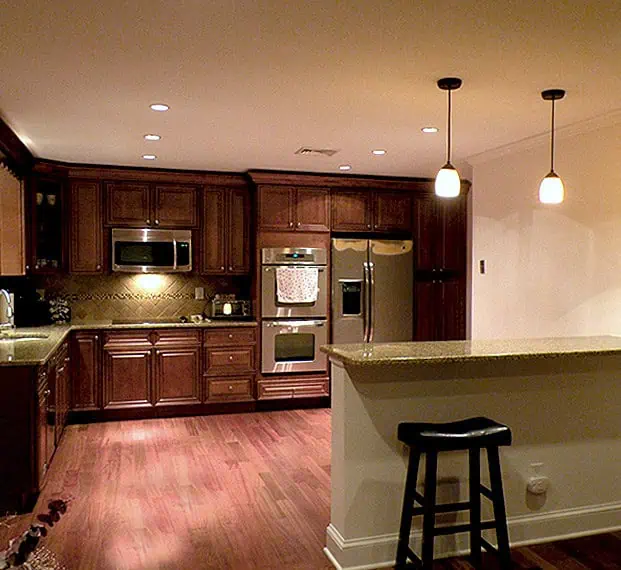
top-left (0, 289), bottom-right (15, 330)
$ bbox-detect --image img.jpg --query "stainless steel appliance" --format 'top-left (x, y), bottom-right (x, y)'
top-left (0, 289), bottom-right (15, 330)
top-left (261, 319), bottom-right (328, 373)
top-left (209, 297), bottom-right (252, 319)
top-left (260, 247), bottom-right (328, 374)
top-left (331, 238), bottom-right (413, 343)
top-left (261, 247), bottom-right (327, 318)
top-left (112, 228), bottom-right (192, 273)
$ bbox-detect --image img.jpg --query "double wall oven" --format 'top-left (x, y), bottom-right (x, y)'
top-left (261, 247), bottom-right (328, 374)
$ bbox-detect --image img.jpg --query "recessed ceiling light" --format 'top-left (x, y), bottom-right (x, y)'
top-left (150, 103), bottom-right (169, 112)
top-left (371, 149), bottom-right (387, 155)
top-left (339, 164), bottom-right (352, 171)
top-left (144, 134), bottom-right (161, 141)
top-left (421, 126), bottom-right (439, 133)
top-left (142, 154), bottom-right (157, 160)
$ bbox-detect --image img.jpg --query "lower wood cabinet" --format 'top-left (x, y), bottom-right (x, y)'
top-left (203, 327), bottom-right (257, 402)
top-left (102, 329), bottom-right (201, 409)
top-left (257, 375), bottom-right (330, 400)
top-left (71, 331), bottom-right (101, 410)
top-left (414, 278), bottom-right (466, 341)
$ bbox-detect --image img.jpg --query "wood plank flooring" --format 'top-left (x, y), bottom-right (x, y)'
top-left (6, 409), bottom-right (621, 569)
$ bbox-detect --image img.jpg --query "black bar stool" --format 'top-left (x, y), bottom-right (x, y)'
top-left (395, 417), bottom-right (513, 569)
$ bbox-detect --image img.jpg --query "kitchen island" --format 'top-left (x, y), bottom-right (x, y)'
top-left (321, 337), bottom-right (621, 570)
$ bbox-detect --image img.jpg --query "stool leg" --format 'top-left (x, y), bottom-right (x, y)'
top-left (487, 446), bottom-right (512, 569)
top-left (421, 450), bottom-right (437, 570)
top-left (469, 448), bottom-right (482, 569)
top-left (396, 447), bottom-right (421, 566)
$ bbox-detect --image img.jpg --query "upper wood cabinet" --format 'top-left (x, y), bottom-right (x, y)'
top-left (69, 180), bottom-right (103, 274)
top-left (258, 185), bottom-right (330, 232)
top-left (28, 175), bottom-right (65, 273)
top-left (104, 182), bottom-right (198, 228)
top-left (0, 166), bottom-right (25, 276)
top-left (414, 194), bottom-right (467, 274)
top-left (201, 187), bottom-right (251, 274)
top-left (331, 190), bottom-right (412, 233)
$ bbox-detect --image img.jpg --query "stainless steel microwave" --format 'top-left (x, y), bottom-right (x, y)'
top-left (112, 228), bottom-right (192, 273)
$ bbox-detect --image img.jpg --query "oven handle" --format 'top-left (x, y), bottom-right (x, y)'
top-left (362, 262), bottom-right (370, 342)
top-left (263, 267), bottom-right (326, 271)
top-left (264, 320), bottom-right (326, 327)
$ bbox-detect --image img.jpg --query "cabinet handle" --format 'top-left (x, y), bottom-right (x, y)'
top-left (228, 334), bottom-right (233, 339)
top-left (289, 221), bottom-right (294, 228)
top-left (229, 266), bottom-right (233, 271)
top-left (296, 222), bottom-right (301, 228)
top-left (146, 218), bottom-right (151, 224)
top-left (367, 224), bottom-right (371, 229)
top-left (35, 264), bottom-right (40, 269)
top-left (95, 335), bottom-right (99, 340)
top-left (44, 389), bottom-right (51, 397)
top-left (228, 385), bottom-right (233, 392)
top-left (26, 265), bottom-right (30, 270)
top-left (220, 266), bottom-right (225, 271)
top-left (96, 264), bottom-right (101, 270)
top-left (155, 219), bottom-right (160, 226)
top-left (374, 224), bottom-right (378, 229)
top-left (228, 356), bottom-right (234, 361)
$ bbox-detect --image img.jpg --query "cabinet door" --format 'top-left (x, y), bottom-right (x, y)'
top-left (414, 198), bottom-right (437, 271)
top-left (36, 369), bottom-right (50, 484)
top-left (201, 188), bottom-right (226, 273)
top-left (154, 185), bottom-right (198, 228)
top-left (374, 192), bottom-right (412, 233)
top-left (105, 182), bottom-right (150, 227)
top-left (103, 347), bottom-right (152, 409)
top-left (414, 280), bottom-right (438, 341)
top-left (153, 346), bottom-right (201, 406)
top-left (54, 358), bottom-right (68, 446)
top-left (295, 188), bottom-right (330, 232)
top-left (258, 186), bottom-right (293, 230)
top-left (30, 176), bottom-right (64, 273)
top-left (227, 188), bottom-right (251, 273)
top-left (0, 166), bottom-right (25, 276)
top-left (71, 332), bottom-right (101, 410)
top-left (331, 190), bottom-right (372, 232)
top-left (438, 195), bottom-right (467, 274)
top-left (440, 279), bottom-right (466, 341)
top-left (70, 180), bottom-right (103, 274)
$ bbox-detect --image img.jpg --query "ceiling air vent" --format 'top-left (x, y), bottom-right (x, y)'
top-left (295, 147), bottom-right (338, 157)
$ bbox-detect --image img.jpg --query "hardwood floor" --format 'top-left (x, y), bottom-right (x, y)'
top-left (5, 409), bottom-right (621, 569)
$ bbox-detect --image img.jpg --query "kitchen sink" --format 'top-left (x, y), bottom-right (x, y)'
top-left (0, 331), bottom-right (50, 341)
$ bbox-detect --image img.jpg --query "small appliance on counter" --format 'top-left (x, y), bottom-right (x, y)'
top-left (0, 289), bottom-right (15, 329)
top-left (207, 294), bottom-right (252, 320)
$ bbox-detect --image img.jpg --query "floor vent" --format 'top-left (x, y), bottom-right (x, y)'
top-left (295, 147), bottom-right (338, 157)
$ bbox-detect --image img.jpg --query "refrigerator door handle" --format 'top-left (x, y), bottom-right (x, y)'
top-left (363, 262), bottom-right (370, 342)
top-left (368, 261), bottom-right (375, 342)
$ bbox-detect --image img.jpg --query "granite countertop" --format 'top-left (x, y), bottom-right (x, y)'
top-left (0, 319), bottom-right (258, 367)
top-left (320, 336), bottom-right (621, 368)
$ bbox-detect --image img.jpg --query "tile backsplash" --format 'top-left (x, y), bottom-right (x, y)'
top-left (32, 273), bottom-right (250, 323)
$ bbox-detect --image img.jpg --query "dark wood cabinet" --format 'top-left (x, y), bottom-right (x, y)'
top-left (71, 331), bottom-right (101, 410)
top-left (103, 329), bottom-right (201, 409)
top-left (257, 375), bottom-right (330, 400)
top-left (258, 185), bottom-right (330, 232)
top-left (413, 194), bottom-right (467, 341)
top-left (203, 326), bottom-right (257, 402)
top-left (28, 175), bottom-right (65, 273)
top-left (105, 182), bottom-right (198, 228)
top-left (331, 190), bottom-right (412, 233)
top-left (69, 180), bottom-right (103, 274)
top-left (201, 187), bottom-right (251, 274)
top-left (414, 195), bottom-right (466, 274)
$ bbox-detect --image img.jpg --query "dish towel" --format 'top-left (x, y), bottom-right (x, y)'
top-left (276, 267), bottom-right (319, 304)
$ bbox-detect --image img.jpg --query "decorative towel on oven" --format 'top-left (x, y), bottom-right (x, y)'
top-left (275, 267), bottom-right (319, 303)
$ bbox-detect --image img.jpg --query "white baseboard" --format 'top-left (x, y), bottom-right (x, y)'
top-left (324, 501), bottom-right (621, 570)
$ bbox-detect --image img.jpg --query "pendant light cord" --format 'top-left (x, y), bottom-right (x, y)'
top-left (447, 89), bottom-right (452, 164)
top-left (550, 99), bottom-right (555, 172)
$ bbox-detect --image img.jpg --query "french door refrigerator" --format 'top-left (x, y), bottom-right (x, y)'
top-left (331, 239), bottom-right (413, 344)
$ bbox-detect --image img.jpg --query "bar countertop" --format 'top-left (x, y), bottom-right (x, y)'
top-left (321, 335), bottom-right (621, 368)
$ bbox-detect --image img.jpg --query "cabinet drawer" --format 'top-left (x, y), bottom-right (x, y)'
top-left (207, 377), bottom-right (253, 401)
top-left (153, 329), bottom-right (201, 346)
top-left (103, 330), bottom-right (151, 347)
top-left (205, 346), bottom-right (255, 376)
top-left (257, 378), bottom-right (329, 400)
top-left (203, 327), bottom-right (256, 346)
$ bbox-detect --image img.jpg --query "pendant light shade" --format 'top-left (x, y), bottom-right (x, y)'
top-left (539, 88), bottom-right (566, 204)
top-left (435, 77), bottom-right (462, 198)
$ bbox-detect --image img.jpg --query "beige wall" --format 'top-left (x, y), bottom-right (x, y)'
top-left (471, 120), bottom-right (621, 339)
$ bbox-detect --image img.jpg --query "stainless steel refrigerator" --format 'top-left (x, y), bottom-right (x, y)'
top-left (331, 238), bottom-right (413, 343)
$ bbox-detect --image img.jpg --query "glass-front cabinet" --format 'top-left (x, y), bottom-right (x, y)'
top-left (29, 175), bottom-right (64, 273)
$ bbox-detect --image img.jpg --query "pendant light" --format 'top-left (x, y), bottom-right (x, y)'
top-left (435, 77), bottom-right (462, 198)
top-left (539, 89), bottom-right (566, 204)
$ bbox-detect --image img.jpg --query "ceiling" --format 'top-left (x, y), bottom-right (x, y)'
top-left (1, 0), bottom-right (621, 178)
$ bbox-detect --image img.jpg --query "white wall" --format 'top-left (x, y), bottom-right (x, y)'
top-left (471, 120), bottom-right (621, 339)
